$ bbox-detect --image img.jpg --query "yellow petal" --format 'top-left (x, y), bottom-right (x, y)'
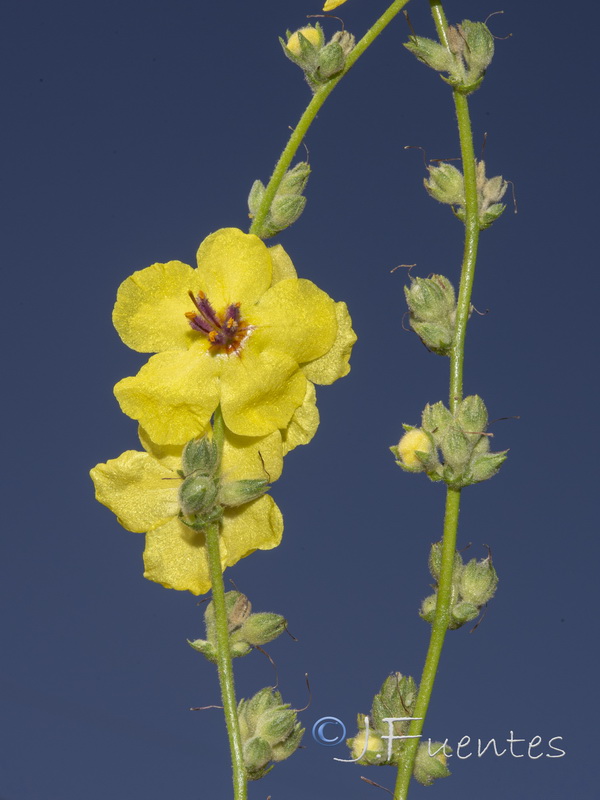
top-left (90, 451), bottom-right (180, 532)
top-left (323, 0), bottom-right (349, 10)
top-left (221, 495), bottom-right (283, 568)
top-left (221, 346), bottom-right (307, 437)
top-left (196, 228), bottom-right (272, 310)
top-left (268, 244), bottom-right (297, 283)
top-left (281, 381), bottom-right (320, 454)
top-left (250, 278), bottom-right (337, 364)
top-left (221, 428), bottom-right (284, 482)
top-left (301, 301), bottom-right (356, 384)
top-left (143, 518), bottom-right (225, 595)
top-left (138, 426), bottom-right (183, 471)
top-left (113, 261), bottom-right (198, 352)
top-left (114, 344), bottom-right (222, 445)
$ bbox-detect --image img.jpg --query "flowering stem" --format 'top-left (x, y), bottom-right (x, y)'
top-left (393, 2), bottom-right (481, 797)
top-left (205, 406), bottom-right (247, 800)
top-left (249, 0), bottom-right (412, 238)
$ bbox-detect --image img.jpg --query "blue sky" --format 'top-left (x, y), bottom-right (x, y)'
top-left (3, 1), bottom-right (596, 798)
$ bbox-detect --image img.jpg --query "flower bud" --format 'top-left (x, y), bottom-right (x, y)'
top-left (281, 23), bottom-right (354, 92)
top-left (348, 727), bottom-right (388, 765)
top-left (243, 736), bottom-right (273, 778)
top-left (392, 428), bottom-right (436, 472)
top-left (404, 274), bottom-right (456, 355)
top-left (413, 741), bottom-right (452, 786)
top-left (459, 556), bottom-right (498, 606)
top-left (447, 20), bottom-right (494, 89)
top-left (370, 673), bottom-right (418, 732)
top-left (404, 35), bottom-right (456, 75)
top-left (178, 473), bottom-right (219, 516)
top-left (450, 600), bottom-right (480, 628)
top-left (456, 395), bottom-right (488, 438)
top-left (181, 435), bottom-right (219, 477)
top-left (424, 162), bottom-right (465, 206)
top-left (233, 612), bottom-right (287, 647)
top-left (248, 162), bottom-right (311, 238)
top-left (285, 25), bottom-right (323, 57)
top-left (238, 689), bottom-right (304, 780)
top-left (218, 479), bottom-right (270, 508)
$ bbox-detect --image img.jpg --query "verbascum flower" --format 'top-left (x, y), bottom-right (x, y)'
top-left (90, 427), bottom-right (285, 595)
top-left (113, 228), bottom-right (355, 444)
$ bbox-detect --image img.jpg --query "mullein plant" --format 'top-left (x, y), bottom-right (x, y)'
top-left (91, 1), bottom-right (510, 798)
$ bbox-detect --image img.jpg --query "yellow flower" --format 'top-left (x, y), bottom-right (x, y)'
top-left (113, 228), bottom-right (355, 444)
top-left (90, 427), bottom-right (285, 595)
top-left (323, 0), bottom-right (349, 10)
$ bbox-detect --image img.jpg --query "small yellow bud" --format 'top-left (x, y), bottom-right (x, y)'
top-left (323, 0), bottom-right (349, 10)
top-left (397, 429), bottom-right (432, 468)
top-left (287, 26), bottom-right (322, 56)
top-left (351, 730), bottom-right (385, 760)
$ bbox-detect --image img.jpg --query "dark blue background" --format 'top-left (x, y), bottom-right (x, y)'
top-left (3, 1), bottom-right (595, 798)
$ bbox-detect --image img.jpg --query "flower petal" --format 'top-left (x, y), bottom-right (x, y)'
top-left (221, 495), bottom-right (283, 568)
top-left (221, 428), bottom-right (284, 482)
top-left (250, 278), bottom-right (337, 364)
top-left (90, 451), bottom-right (180, 532)
top-left (113, 261), bottom-right (198, 352)
top-left (281, 381), bottom-right (320, 454)
top-left (268, 244), bottom-right (298, 283)
top-left (114, 344), bottom-right (222, 445)
top-left (323, 0), bottom-right (349, 10)
top-left (143, 518), bottom-right (226, 595)
top-left (196, 228), bottom-right (272, 310)
top-left (221, 346), bottom-right (307, 436)
top-left (301, 301), bottom-right (356, 384)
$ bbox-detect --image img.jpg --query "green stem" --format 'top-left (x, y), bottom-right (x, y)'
top-left (393, 488), bottom-right (461, 799)
top-left (249, 0), bottom-right (412, 237)
top-left (393, 3), bottom-right (482, 797)
top-left (206, 406), bottom-right (246, 800)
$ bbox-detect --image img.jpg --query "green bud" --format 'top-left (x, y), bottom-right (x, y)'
top-left (247, 179), bottom-right (265, 216)
top-left (218, 479), bottom-right (270, 508)
top-left (178, 473), bottom-right (219, 516)
top-left (281, 24), bottom-right (354, 92)
top-left (424, 162), bottom-right (465, 206)
top-left (270, 194), bottom-right (306, 229)
top-left (405, 274), bottom-right (456, 320)
top-left (404, 34), bottom-right (456, 74)
top-left (440, 427), bottom-right (472, 473)
top-left (450, 600), bottom-right (480, 628)
top-left (419, 593), bottom-right (437, 623)
top-left (187, 637), bottom-right (217, 662)
top-left (456, 395), bottom-right (488, 438)
top-left (448, 20), bottom-right (494, 87)
top-left (370, 673), bottom-right (418, 733)
top-left (422, 402), bottom-right (453, 444)
top-left (238, 689), bottom-right (304, 780)
top-left (248, 161), bottom-right (311, 238)
top-left (428, 540), bottom-right (464, 583)
top-left (278, 161), bottom-right (310, 195)
top-left (271, 722), bottom-right (304, 762)
top-left (460, 556), bottom-right (499, 606)
top-left (413, 741), bottom-right (452, 786)
top-left (181, 435), bottom-right (219, 477)
top-left (243, 736), bottom-right (273, 778)
top-left (233, 612), bottom-right (287, 647)
top-left (410, 321), bottom-right (454, 356)
top-left (468, 449), bottom-right (509, 483)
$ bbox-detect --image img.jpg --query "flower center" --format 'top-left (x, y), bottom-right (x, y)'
top-left (185, 290), bottom-right (249, 353)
